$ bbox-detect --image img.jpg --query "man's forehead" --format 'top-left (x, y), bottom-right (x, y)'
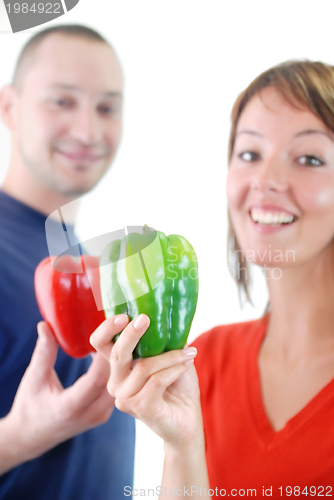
top-left (21, 35), bottom-right (123, 93)
top-left (32, 35), bottom-right (118, 70)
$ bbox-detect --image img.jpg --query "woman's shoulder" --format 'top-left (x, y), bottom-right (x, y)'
top-left (191, 314), bottom-right (269, 394)
top-left (191, 314), bottom-right (269, 352)
top-left (191, 314), bottom-right (269, 375)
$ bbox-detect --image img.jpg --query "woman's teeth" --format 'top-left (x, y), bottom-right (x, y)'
top-left (250, 209), bottom-right (295, 225)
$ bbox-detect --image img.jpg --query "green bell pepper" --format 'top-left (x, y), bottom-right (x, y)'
top-left (100, 225), bottom-right (199, 358)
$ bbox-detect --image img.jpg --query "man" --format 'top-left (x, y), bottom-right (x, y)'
top-left (0, 24), bottom-right (135, 499)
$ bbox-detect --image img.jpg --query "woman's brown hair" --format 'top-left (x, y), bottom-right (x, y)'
top-left (227, 60), bottom-right (334, 313)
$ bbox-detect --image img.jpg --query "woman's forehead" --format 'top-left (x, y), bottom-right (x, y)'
top-left (236, 88), bottom-right (325, 133)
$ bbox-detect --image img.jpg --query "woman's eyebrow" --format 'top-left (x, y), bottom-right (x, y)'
top-left (235, 130), bottom-right (263, 138)
top-left (236, 129), bottom-right (334, 142)
top-left (293, 129), bottom-right (334, 141)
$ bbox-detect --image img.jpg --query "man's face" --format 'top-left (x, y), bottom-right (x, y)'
top-left (12, 34), bottom-right (123, 196)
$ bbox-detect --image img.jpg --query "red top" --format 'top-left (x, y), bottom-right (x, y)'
top-left (192, 314), bottom-right (334, 498)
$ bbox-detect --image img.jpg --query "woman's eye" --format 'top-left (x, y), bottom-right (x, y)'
top-left (239, 151), bottom-right (259, 162)
top-left (298, 155), bottom-right (324, 167)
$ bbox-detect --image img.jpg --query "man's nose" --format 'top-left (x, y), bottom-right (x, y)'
top-left (70, 106), bottom-right (102, 145)
top-left (250, 157), bottom-right (288, 193)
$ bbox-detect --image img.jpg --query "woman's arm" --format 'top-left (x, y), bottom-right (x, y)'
top-left (90, 314), bottom-right (210, 496)
top-left (162, 429), bottom-right (209, 497)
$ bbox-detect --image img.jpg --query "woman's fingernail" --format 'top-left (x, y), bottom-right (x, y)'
top-left (182, 346), bottom-right (197, 357)
top-left (134, 314), bottom-right (149, 330)
top-left (114, 314), bottom-right (128, 327)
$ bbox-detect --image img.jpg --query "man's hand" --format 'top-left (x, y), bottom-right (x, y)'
top-left (0, 321), bottom-right (115, 475)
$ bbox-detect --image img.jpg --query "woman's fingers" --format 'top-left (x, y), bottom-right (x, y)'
top-left (92, 313), bottom-right (151, 391)
top-left (114, 362), bottom-right (194, 420)
top-left (91, 312), bottom-right (198, 427)
top-left (110, 315), bottom-right (150, 363)
top-left (107, 314), bottom-right (157, 392)
top-left (112, 347), bottom-right (197, 398)
top-left (90, 314), bottom-right (130, 360)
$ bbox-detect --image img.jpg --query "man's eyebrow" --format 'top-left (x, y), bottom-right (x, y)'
top-left (294, 129), bottom-right (334, 141)
top-left (45, 84), bottom-right (122, 98)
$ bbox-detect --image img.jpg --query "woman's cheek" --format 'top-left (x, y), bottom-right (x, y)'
top-left (294, 177), bottom-right (334, 213)
top-left (313, 186), bottom-right (334, 208)
top-left (226, 168), bottom-right (249, 210)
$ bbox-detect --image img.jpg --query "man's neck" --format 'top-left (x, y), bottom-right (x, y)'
top-left (1, 170), bottom-right (80, 223)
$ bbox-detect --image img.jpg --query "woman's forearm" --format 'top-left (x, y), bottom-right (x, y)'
top-left (162, 433), bottom-right (210, 498)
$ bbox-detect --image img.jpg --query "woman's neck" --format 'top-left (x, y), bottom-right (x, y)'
top-left (263, 243), bottom-right (334, 362)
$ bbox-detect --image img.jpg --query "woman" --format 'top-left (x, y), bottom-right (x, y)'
top-left (90, 60), bottom-right (334, 497)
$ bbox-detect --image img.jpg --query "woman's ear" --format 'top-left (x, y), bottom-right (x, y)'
top-left (0, 84), bottom-right (17, 132)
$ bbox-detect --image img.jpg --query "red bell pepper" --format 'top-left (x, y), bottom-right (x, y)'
top-left (34, 255), bottom-right (105, 358)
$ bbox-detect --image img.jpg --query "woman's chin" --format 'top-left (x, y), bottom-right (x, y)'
top-left (237, 242), bottom-right (296, 267)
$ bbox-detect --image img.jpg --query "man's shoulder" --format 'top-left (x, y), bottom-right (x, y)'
top-left (0, 191), bottom-right (45, 244)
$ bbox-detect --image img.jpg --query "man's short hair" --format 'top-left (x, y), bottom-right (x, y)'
top-left (12, 24), bottom-right (111, 91)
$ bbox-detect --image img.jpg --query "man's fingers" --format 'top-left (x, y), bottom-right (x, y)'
top-left (65, 352), bottom-right (112, 411)
top-left (62, 379), bottom-right (115, 421)
top-left (87, 350), bottom-right (111, 380)
top-left (90, 314), bottom-right (130, 360)
top-left (29, 322), bottom-right (59, 384)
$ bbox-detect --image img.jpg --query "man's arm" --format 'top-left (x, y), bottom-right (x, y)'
top-left (0, 321), bottom-right (117, 476)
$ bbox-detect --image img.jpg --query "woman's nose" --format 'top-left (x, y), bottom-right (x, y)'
top-left (250, 158), bottom-right (288, 193)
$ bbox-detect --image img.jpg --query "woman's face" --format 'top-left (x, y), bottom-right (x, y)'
top-left (226, 86), bottom-right (334, 268)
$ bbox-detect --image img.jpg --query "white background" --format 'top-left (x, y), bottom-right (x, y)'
top-left (1, 0), bottom-right (334, 495)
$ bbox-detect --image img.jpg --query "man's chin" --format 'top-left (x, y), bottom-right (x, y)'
top-left (59, 185), bottom-right (96, 197)
top-left (53, 174), bottom-right (104, 198)
top-left (56, 165), bottom-right (111, 198)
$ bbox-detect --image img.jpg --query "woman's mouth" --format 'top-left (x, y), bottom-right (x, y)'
top-left (249, 208), bottom-right (297, 227)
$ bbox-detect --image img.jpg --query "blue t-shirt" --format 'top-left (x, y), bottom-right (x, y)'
top-left (0, 191), bottom-right (135, 499)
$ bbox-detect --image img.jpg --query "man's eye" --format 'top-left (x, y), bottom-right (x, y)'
top-left (298, 155), bottom-right (324, 167)
top-left (239, 151), bottom-right (259, 162)
top-left (98, 105), bottom-right (121, 115)
top-left (54, 99), bottom-right (73, 107)
top-left (98, 106), bottom-right (113, 114)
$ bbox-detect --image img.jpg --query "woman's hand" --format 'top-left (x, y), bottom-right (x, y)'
top-left (90, 314), bottom-right (202, 448)
top-left (91, 314), bottom-right (210, 495)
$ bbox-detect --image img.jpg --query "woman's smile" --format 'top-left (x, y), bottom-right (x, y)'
top-left (248, 206), bottom-right (298, 234)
